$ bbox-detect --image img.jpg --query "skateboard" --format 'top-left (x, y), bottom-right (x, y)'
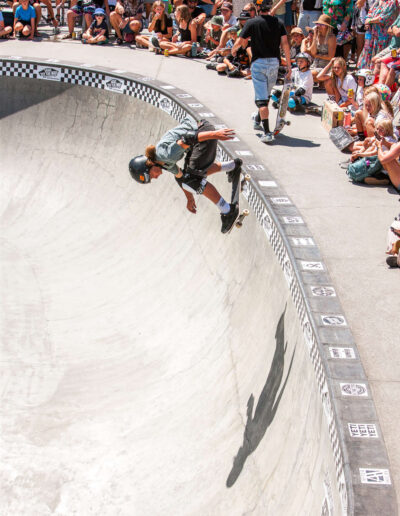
top-left (304, 102), bottom-right (322, 115)
top-left (329, 126), bottom-right (354, 151)
top-left (225, 171), bottom-right (251, 234)
top-left (273, 79), bottom-right (291, 136)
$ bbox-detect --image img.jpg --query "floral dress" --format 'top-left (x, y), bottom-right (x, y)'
top-left (323, 0), bottom-right (354, 28)
top-left (358, 0), bottom-right (399, 68)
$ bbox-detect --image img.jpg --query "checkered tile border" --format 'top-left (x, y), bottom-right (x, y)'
top-left (0, 57), bottom-right (349, 513)
top-left (245, 181), bottom-right (347, 513)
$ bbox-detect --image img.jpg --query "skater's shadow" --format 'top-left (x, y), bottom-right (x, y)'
top-left (273, 134), bottom-right (321, 148)
top-left (226, 306), bottom-right (296, 488)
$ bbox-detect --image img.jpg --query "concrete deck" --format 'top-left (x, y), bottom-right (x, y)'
top-left (0, 37), bottom-right (399, 514)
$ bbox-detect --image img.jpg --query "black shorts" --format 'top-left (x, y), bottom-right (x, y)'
top-left (181, 172), bottom-right (208, 195)
top-left (185, 119), bottom-right (218, 177)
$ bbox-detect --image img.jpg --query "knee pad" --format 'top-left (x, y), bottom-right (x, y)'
top-left (288, 98), bottom-right (296, 109)
top-left (300, 96), bottom-right (307, 105)
top-left (271, 89), bottom-right (281, 103)
top-left (255, 99), bottom-right (269, 108)
top-left (295, 87), bottom-right (306, 97)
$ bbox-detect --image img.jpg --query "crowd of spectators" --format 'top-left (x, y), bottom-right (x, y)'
top-left (1, 0), bottom-right (399, 264)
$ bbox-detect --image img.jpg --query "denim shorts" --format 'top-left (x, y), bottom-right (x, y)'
top-left (250, 58), bottom-right (279, 101)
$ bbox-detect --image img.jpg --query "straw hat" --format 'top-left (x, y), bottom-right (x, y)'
top-left (313, 14), bottom-right (334, 28)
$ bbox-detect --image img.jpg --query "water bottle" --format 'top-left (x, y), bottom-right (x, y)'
top-left (191, 42), bottom-right (197, 57)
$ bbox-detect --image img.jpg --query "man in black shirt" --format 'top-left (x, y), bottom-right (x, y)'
top-left (231, 0), bottom-right (291, 143)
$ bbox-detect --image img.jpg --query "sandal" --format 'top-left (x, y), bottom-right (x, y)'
top-left (116, 37), bottom-right (123, 45)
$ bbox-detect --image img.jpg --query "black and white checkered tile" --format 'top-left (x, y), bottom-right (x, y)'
top-left (2, 57), bottom-right (394, 515)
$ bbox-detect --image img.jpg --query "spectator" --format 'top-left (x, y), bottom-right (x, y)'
top-left (386, 218), bottom-right (400, 268)
top-left (375, 15), bottom-right (400, 85)
top-left (215, 27), bottom-right (251, 76)
top-left (309, 14), bottom-right (337, 85)
top-left (13, 0), bottom-right (36, 38)
top-left (159, 4), bottom-right (193, 54)
top-left (136, 0), bottom-right (172, 49)
top-left (219, 2), bottom-right (236, 29)
top-left (322, 0), bottom-right (353, 30)
top-left (203, 15), bottom-right (223, 49)
top-left (82, 7), bottom-right (109, 42)
top-left (213, 5), bottom-right (256, 54)
top-left (297, 0), bottom-right (322, 35)
top-left (0, 10), bottom-right (13, 37)
top-left (281, 27), bottom-right (304, 67)
top-left (377, 135), bottom-right (400, 192)
top-left (358, 0), bottom-right (399, 69)
top-left (317, 56), bottom-right (356, 105)
top-left (111, 0), bottom-right (144, 44)
top-left (13, 0), bottom-right (41, 35)
top-left (351, 0), bottom-right (370, 61)
top-left (186, 0), bottom-right (206, 41)
top-left (354, 89), bottom-right (392, 140)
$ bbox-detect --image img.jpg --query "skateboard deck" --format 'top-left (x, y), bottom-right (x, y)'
top-left (274, 80), bottom-right (291, 136)
top-left (329, 126), bottom-right (354, 151)
top-left (226, 172), bottom-right (251, 234)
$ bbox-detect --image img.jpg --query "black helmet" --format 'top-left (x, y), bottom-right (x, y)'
top-left (129, 155), bottom-right (151, 184)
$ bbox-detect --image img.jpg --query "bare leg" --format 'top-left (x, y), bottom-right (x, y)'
top-left (202, 182), bottom-right (223, 204)
top-left (379, 62), bottom-right (389, 84)
top-left (383, 160), bottom-right (400, 190)
top-left (386, 68), bottom-right (396, 88)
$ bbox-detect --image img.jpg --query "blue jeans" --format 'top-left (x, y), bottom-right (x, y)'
top-left (250, 58), bottom-right (279, 101)
top-left (297, 10), bottom-right (321, 35)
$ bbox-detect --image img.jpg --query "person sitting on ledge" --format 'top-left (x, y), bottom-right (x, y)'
top-left (13, 0), bottom-right (36, 39)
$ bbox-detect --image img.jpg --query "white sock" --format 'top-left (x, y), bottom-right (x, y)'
top-left (220, 160), bottom-right (236, 172)
top-left (217, 197), bottom-right (230, 214)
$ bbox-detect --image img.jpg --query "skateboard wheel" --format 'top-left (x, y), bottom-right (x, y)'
top-left (244, 174), bottom-right (251, 181)
top-left (243, 209), bottom-right (249, 216)
top-left (285, 121), bottom-right (291, 126)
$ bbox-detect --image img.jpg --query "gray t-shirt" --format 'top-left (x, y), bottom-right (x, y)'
top-left (155, 116), bottom-right (198, 175)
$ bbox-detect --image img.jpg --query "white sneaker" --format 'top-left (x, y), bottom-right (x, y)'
top-left (261, 132), bottom-right (274, 144)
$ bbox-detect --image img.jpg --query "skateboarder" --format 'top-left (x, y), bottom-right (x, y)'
top-left (129, 116), bottom-right (243, 233)
top-left (230, 0), bottom-right (291, 143)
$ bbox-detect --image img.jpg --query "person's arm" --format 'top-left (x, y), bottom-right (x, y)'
top-left (377, 140), bottom-right (400, 164)
top-left (280, 34), bottom-right (291, 79)
top-left (103, 0), bottom-right (110, 17)
top-left (316, 57), bottom-right (334, 82)
top-left (270, 0), bottom-right (286, 16)
top-left (148, 13), bottom-right (159, 32)
top-left (231, 35), bottom-right (249, 56)
top-left (177, 128), bottom-right (235, 149)
top-left (29, 16), bottom-right (35, 38)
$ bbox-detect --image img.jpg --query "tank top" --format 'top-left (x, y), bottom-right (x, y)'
top-left (179, 21), bottom-right (191, 42)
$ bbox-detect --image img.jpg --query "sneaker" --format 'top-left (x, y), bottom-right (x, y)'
top-left (386, 255), bottom-right (399, 268)
top-left (227, 67), bottom-right (241, 78)
top-left (260, 132), bottom-right (274, 144)
top-left (206, 62), bottom-right (218, 70)
top-left (227, 158), bottom-right (242, 183)
top-left (221, 203), bottom-right (239, 234)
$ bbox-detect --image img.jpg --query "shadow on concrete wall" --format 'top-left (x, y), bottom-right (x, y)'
top-left (226, 306), bottom-right (296, 488)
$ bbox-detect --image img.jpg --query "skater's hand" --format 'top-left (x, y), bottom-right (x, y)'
top-left (186, 197), bottom-right (197, 213)
top-left (214, 128), bottom-right (235, 140)
top-left (285, 67), bottom-right (292, 80)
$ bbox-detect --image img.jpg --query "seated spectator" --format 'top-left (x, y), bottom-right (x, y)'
top-left (13, 0), bottom-right (40, 36)
top-left (203, 15), bottom-right (223, 50)
top-left (82, 7), bottom-right (109, 43)
top-left (110, 0), bottom-right (144, 45)
top-left (136, 0), bottom-right (172, 49)
top-left (281, 27), bottom-right (304, 67)
top-left (386, 218), bottom-right (400, 268)
top-left (372, 14), bottom-right (400, 77)
top-left (0, 10), bottom-right (13, 37)
top-left (212, 5), bottom-right (255, 54)
top-left (219, 2), bottom-right (236, 29)
top-left (308, 14), bottom-right (336, 85)
top-left (377, 133), bottom-right (400, 191)
top-left (159, 4), bottom-right (193, 54)
top-left (215, 27), bottom-right (251, 77)
top-left (300, 25), bottom-right (313, 53)
top-left (185, 0), bottom-right (205, 42)
top-left (13, 0), bottom-right (36, 38)
top-left (317, 57), bottom-right (356, 105)
top-left (354, 89), bottom-right (392, 140)
top-left (272, 53), bottom-right (313, 110)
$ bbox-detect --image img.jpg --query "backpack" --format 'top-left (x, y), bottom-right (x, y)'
top-left (346, 155), bottom-right (383, 182)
